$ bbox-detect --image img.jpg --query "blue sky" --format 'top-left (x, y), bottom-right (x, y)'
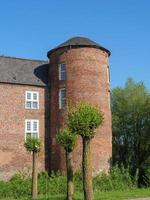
top-left (0, 0), bottom-right (150, 89)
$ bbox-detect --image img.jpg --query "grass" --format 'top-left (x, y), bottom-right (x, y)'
top-left (1, 188), bottom-right (150, 200)
top-left (95, 189), bottom-right (150, 199)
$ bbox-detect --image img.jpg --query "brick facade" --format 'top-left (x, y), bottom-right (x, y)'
top-left (0, 36), bottom-right (112, 179)
top-left (49, 47), bottom-right (112, 174)
top-left (0, 83), bottom-right (49, 180)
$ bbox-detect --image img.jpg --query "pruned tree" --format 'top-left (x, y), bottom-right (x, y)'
top-left (24, 137), bottom-right (41, 200)
top-left (67, 102), bottom-right (103, 200)
top-left (57, 127), bottom-right (77, 200)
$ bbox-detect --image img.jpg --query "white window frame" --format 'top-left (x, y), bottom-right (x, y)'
top-left (25, 119), bottom-right (39, 140)
top-left (59, 88), bottom-right (66, 109)
top-left (59, 63), bottom-right (66, 80)
top-left (25, 91), bottom-right (39, 109)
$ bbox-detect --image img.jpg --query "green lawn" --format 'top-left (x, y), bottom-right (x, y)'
top-left (1, 189), bottom-right (150, 200)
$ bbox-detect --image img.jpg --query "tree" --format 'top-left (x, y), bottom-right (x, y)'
top-left (57, 127), bottom-right (77, 200)
top-left (24, 137), bottom-right (41, 200)
top-left (112, 78), bottom-right (150, 185)
top-left (67, 102), bottom-right (103, 200)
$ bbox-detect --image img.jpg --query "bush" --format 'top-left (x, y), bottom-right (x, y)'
top-left (94, 165), bottom-right (136, 192)
top-left (74, 171), bottom-right (83, 193)
top-left (0, 172), bottom-right (31, 198)
top-left (139, 168), bottom-right (150, 187)
top-left (144, 168), bottom-right (150, 187)
top-left (0, 181), bottom-right (10, 198)
top-left (0, 166), bottom-right (140, 198)
top-left (38, 171), bottom-right (67, 195)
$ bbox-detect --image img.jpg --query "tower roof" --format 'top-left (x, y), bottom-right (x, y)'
top-left (47, 36), bottom-right (111, 57)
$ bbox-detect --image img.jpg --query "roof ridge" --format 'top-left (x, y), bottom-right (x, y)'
top-left (0, 55), bottom-right (48, 63)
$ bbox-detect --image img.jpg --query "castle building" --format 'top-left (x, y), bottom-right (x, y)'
top-left (0, 36), bottom-right (112, 180)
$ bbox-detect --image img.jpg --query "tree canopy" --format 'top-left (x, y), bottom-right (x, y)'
top-left (112, 78), bottom-right (150, 185)
top-left (67, 102), bottom-right (103, 139)
top-left (57, 127), bottom-right (77, 152)
top-left (24, 137), bottom-right (41, 153)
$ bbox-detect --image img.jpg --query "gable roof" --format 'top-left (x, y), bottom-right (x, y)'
top-left (0, 56), bottom-right (49, 86)
top-left (47, 36), bottom-right (111, 57)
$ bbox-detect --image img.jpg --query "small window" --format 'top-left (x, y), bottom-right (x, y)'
top-left (25, 119), bottom-right (39, 140)
top-left (25, 91), bottom-right (39, 109)
top-left (107, 66), bottom-right (110, 83)
top-left (59, 63), bottom-right (66, 80)
top-left (59, 88), bottom-right (66, 109)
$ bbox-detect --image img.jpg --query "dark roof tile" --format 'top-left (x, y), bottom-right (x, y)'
top-left (47, 36), bottom-right (110, 57)
top-left (0, 56), bottom-right (48, 86)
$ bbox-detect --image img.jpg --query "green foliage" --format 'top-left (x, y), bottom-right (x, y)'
top-left (24, 137), bottom-right (41, 152)
top-left (38, 171), bottom-right (67, 195)
top-left (112, 78), bottom-right (150, 185)
top-left (74, 171), bottom-right (83, 193)
top-left (0, 171), bottom-right (66, 199)
top-left (56, 128), bottom-right (77, 152)
top-left (0, 172), bottom-right (31, 198)
top-left (94, 165), bottom-right (136, 192)
top-left (0, 166), bottom-right (143, 199)
top-left (67, 102), bottom-right (103, 139)
top-left (139, 166), bottom-right (150, 187)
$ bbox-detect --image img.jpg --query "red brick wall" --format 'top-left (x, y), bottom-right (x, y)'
top-left (49, 47), bottom-right (112, 174)
top-left (0, 83), bottom-right (47, 180)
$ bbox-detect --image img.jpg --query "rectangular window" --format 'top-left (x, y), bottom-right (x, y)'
top-left (59, 88), bottom-right (66, 109)
top-left (25, 91), bottom-right (39, 109)
top-left (59, 63), bottom-right (66, 80)
top-left (25, 119), bottom-right (39, 140)
top-left (107, 66), bottom-right (110, 83)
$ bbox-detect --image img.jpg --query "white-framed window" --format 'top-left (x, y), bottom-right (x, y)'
top-left (25, 91), bottom-right (39, 109)
top-left (25, 119), bottom-right (39, 139)
top-left (59, 63), bottom-right (66, 80)
top-left (59, 88), bottom-right (66, 109)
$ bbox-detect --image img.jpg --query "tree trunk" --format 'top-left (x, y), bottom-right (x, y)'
top-left (32, 151), bottom-right (38, 200)
top-left (66, 151), bottom-right (74, 200)
top-left (83, 138), bottom-right (93, 200)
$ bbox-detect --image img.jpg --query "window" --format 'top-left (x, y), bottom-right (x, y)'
top-left (59, 63), bottom-right (66, 80)
top-left (25, 119), bottom-right (39, 139)
top-left (59, 88), bottom-right (66, 109)
top-left (107, 65), bottom-right (110, 83)
top-left (25, 91), bottom-right (39, 109)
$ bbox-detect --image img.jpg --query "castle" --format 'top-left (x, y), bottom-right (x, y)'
top-left (0, 36), bottom-right (112, 180)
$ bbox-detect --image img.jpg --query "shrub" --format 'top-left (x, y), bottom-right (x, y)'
top-left (0, 166), bottom-right (140, 198)
top-left (94, 165), bottom-right (136, 192)
top-left (144, 168), bottom-right (150, 187)
top-left (38, 171), bottom-right (67, 195)
top-left (139, 168), bottom-right (150, 187)
top-left (0, 181), bottom-right (10, 198)
top-left (74, 171), bottom-right (83, 193)
top-left (9, 173), bottom-right (31, 198)
top-left (0, 172), bottom-right (31, 198)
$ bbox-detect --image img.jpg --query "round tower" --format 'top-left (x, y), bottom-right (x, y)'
top-left (47, 36), bottom-right (112, 174)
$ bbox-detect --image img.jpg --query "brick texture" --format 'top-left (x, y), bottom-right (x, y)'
top-left (0, 45), bottom-right (112, 179)
top-left (49, 47), bottom-right (112, 174)
top-left (0, 83), bottom-right (49, 180)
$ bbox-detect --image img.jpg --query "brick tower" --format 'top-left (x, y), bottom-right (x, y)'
top-left (47, 36), bottom-right (112, 174)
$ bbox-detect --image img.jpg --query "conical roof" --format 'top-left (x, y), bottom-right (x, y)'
top-left (47, 36), bottom-right (110, 57)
